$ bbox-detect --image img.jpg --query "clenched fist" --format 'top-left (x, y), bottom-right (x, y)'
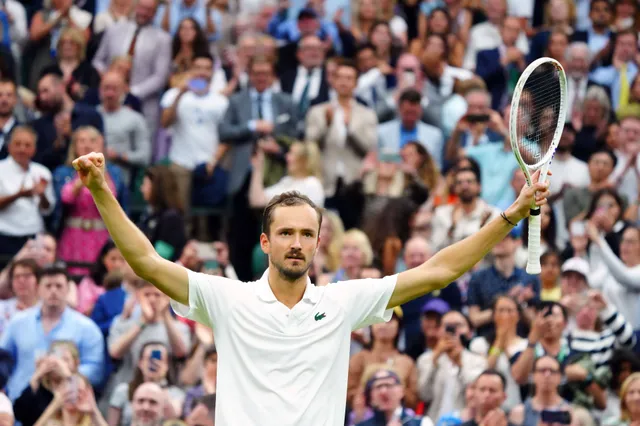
top-left (72, 152), bottom-right (107, 192)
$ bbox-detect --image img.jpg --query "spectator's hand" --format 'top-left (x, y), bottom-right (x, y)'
top-left (378, 60), bottom-right (394, 75)
top-left (487, 110), bottom-right (507, 136)
top-left (480, 409), bottom-right (507, 426)
top-left (195, 322), bottom-right (214, 346)
top-left (520, 285), bottom-right (535, 303)
top-left (351, 389), bottom-right (368, 424)
top-left (72, 152), bottom-right (107, 192)
top-left (528, 307), bottom-right (548, 344)
top-left (588, 290), bottom-right (607, 312)
top-left (448, 344), bottom-right (462, 366)
top-left (49, 356), bottom-right (72, 379)
top-left (254, 120), bottom-right (274, 135)
top-left (332, 8), bottom-right (343, 26)
top-left (565, 363), bottom-right (588, 382)
top-left (54, 112), bottom-right (71, 139)
top-left (251, 148), bottom-right (265, 171)
top-left (585, 220), bottom-right (600, 242)
top-left (157, 295), bottom-right (172, 320)
top-left (571, 108), bottom-right (583, 133)
top-left (205, 160), bottom-right (216, 177)
top-left (122, 296), bottom-right (137, 319)
top-left (454, 116), bottom-right (471, 134)
top-left (138, 293), bottom-right (155, 324)
top-left (432, 336), bottom-right (455, 364)
top-left (258, 137), bottom-right (281, 154)
top-left (359, 153), bottom-right (377, 177)
top-left (32, 177), bottom-right (48, 197)
top-left (76, 384), bottom-right (97, 414)
top-left (14, 239), bottom-right (36, 260)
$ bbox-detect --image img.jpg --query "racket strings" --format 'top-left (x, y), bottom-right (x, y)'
top-left (515, 63), bottom-right (563, 167)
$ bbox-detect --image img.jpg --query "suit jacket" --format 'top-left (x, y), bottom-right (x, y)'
top-left (218, 90), bottom-right (299, 195)
top-left (92, 21), bottom-right (171, 132)
top-left (0, 117), bottom-right (19, 161)
top-left (476, 47), bottom-right (508, 111)
top-left (279, 66), bottom-right (330, 109)
top-left (305, 101), bottom-right (378, 197)
top-left (377, 120), bottom-right (445, 169)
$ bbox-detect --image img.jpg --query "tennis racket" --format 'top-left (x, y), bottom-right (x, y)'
top-left (509, 57), bottom-right (567, 274)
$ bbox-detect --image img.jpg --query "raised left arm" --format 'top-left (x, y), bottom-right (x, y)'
top-left (388, 170), bottom-right (550, 308)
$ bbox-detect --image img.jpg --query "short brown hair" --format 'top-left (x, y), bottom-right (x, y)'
top-left (9, 258), bottom-right (40, 283)
top-left (145, 165), bottom-right (184, 214)
top-left (248, 55), bottom-right (276, 74)
top-left (262, 191), bottom-right (323, 236)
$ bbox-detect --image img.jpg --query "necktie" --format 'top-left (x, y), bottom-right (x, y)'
top-left (127, 26), bottom-right (141, 57)
top-left (256, 93), bottom-right (264, 119)
top-left (299, 73), bottom-right (311, 116)
top-left (619, 63), bottom-right (630, 109)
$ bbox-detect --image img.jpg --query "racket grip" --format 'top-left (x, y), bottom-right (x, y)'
top-left (526, 212), bottom-right (542, 274)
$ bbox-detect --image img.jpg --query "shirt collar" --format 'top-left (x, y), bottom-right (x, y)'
top-left (1, 116), bottom-right (15, 134)
top-left (250, 88), bottom-right (272, 100)
top-left (256, 268), bottom-right (319, 304)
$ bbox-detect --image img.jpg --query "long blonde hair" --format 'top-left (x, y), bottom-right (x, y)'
top-left (342, 229), bottom-right (374, 267)
top-left (323, 211), bottom-right (345, 272)
top-left (65, 126), bottom-right (102, 165)
top-left (298, 141), bottom-right (322, 179)
top-left (620, 372), bottom-right (640, 421)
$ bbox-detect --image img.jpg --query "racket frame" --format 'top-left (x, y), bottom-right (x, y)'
top-left (509, 57), bottom-right (567, 274)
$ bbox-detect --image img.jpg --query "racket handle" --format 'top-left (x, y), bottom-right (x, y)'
top-left (526, 211), bottom-right (542, 274)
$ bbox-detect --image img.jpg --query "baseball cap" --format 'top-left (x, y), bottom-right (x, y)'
top-left (298, 7), bottom-right (318, 20)
top-left (561, 257), bottom-right (590, 281)
top-left (421, 298), bottom-right (450, 316)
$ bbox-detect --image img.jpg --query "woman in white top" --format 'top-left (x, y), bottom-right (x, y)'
top-left (469, 295), bottom-right (527, 411)
top-left (587, 223), bottom-right (640, 330)
top-left (249, 141), bottom-right (325, 208)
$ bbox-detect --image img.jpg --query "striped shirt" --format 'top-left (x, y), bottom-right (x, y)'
top-left (567, 306), bottom-right (636, 369)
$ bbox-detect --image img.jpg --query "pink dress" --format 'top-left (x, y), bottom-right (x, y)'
top-left (75, 276), bottom-right (105, 315)
top-left (57, 176), bottom-right (116, 277)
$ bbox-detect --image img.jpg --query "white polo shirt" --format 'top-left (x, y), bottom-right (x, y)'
top-left (171, 269), bottom-right (397, 426)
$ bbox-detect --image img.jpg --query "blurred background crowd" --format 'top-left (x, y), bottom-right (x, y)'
top-left (0, 0), bottom-right (638, 423)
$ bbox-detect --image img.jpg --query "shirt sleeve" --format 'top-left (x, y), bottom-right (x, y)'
top-left (324, 275), bottom-right (397, 331)
top-left (169, 270), bottom-right (242, 330)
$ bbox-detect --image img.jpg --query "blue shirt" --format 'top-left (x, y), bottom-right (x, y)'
top-left (0, 306), bottom-right (104, 400)
top-left (400, 126), bottom-right (418, 148)
top-left (466, 143), bottom-right (519, 206)
top-left (590, 61), bottom-right (639, 110)
top-left (270, 18), bottom-right (342, 54)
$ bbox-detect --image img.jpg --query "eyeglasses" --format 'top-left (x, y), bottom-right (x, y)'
top-left (534, 368), bottom-right (560, 375)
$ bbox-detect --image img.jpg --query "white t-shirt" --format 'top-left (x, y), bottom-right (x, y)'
top-left (264, 176), bottom-right (325, 207)
top-left (160, 88), bottom-right (229, 170)
top-left (170, 269), bottom-right (397, 426)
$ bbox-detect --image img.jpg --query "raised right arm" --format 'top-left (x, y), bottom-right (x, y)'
top-left (75, 153), bottom-right (188, 304)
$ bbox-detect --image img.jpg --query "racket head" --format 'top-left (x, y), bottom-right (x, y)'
top-left (509, 57), bottom-right (568, 185)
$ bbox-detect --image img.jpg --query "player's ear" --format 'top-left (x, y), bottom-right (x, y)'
top-left (259, 233), bottom-right (270, 254)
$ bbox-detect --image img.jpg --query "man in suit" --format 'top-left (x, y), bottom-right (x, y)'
top-left (279, 34), bottom-right (330, 122)
top-left (219, 55), bottom-right (298, 280)
top-left (572, 0), bottom-right (614, 61)
top-left (30, 73), bottom-right (103, 171)
top-left (565, 42), bottom-right (592, 121)
top-left (378, 89), bottom-right (445, 169)
top-left (0, 79), bottom-right (19, 161)
top-left (305, 58), bottom-right (377, 229)
top-left (92, 0), bottom-right (172, 136)
top-left (476, 16), bottom-right (525, 112)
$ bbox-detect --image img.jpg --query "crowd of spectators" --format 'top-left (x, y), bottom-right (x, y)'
top-left (0, 0), bottom-right (638, 423)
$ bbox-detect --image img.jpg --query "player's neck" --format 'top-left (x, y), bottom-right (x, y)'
top-left (267, 268), bottom-right (308, 309)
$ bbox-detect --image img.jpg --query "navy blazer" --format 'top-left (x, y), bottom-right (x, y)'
top-left (476, 47), bottom-right (507, 111)
top-left (0, 117), bottom-right (19, 161)
top-left (279, 67), bottom-right (330, 109)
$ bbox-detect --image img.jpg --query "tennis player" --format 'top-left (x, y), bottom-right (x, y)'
top-left (73, 152), bottom-right (550, 426)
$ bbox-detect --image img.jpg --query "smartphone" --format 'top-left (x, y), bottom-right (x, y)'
top-left (445, 324), bottom-right (457, 335)
top-left (378, 152), bottom-right (402, 164)
top-left (570, 221), bottom-right (586, 237)
top-left (149, 349), bottom-right (162, 372)
top-left (402, 69), bottom-right (416, 86)
top-left (188, 78), bottom-right (208, 93)
top-left (67, 376), bottom-right (79, 404)
top-left (540, 410), bottom-right (571, 424)
top-left (466, 114), bottom-right (490, 123)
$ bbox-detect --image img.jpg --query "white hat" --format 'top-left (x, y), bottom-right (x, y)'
top-left (0, 393), bottom-right (13, 416)
top-left (561, 257), bottom-right (590, 282)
